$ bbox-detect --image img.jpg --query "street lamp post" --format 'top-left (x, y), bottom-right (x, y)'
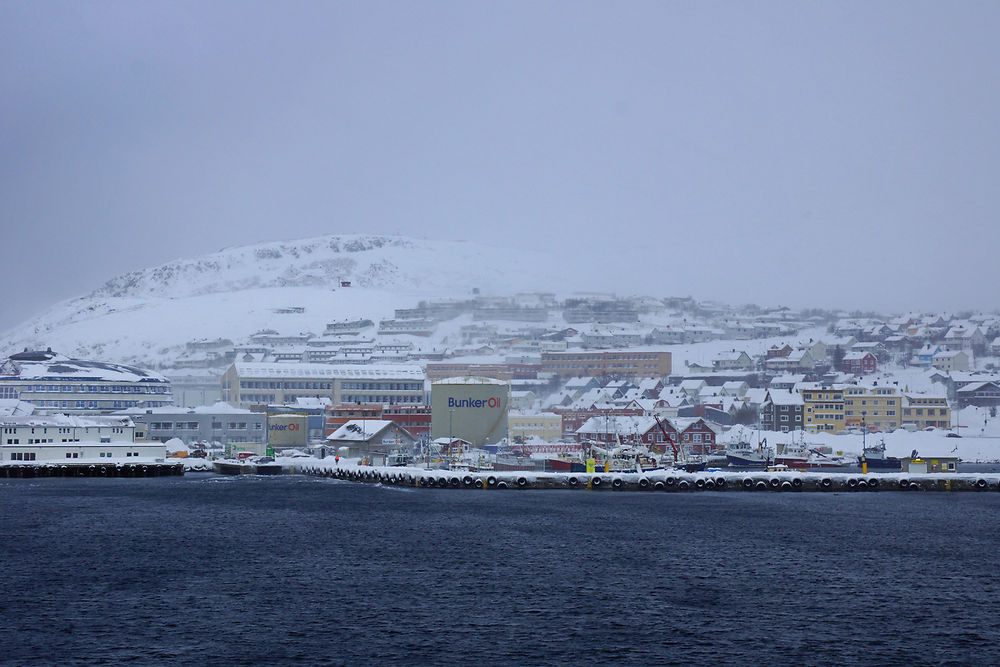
top-left (861, 412), bottom-right (867, 474)
top-left (449, 408), bottom-right (455, 460)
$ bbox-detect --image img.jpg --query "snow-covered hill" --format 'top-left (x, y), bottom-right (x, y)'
top-left (0, 235), bottom-right (571, 367)
top-left (88, 235), bottom-right (564, 300)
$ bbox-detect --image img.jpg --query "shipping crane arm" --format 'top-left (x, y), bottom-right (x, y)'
top-left (653, 414), bottom-right (680, 463)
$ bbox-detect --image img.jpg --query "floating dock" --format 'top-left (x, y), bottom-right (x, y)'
top-left (298, 464), bottom-right (1000, 492)
top-left (0, 462), bottom-right (185, 478)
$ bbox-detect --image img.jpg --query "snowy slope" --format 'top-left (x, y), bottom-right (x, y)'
top-left (0, 235), bottom-right (569, 366)
top-left (87, 235), bottom-right (564, 299)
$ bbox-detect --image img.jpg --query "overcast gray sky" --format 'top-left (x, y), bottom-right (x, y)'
top-left (2, 0), bottom-right (998, 325)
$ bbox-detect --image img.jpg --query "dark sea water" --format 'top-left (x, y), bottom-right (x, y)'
top-left (3, 474), bottom-right (1000, 665)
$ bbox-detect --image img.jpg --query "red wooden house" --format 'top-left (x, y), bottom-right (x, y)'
top-left (843, 351), bottom-right (877, 375)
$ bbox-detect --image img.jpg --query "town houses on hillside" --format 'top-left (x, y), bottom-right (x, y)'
top-left (6, 300), bottom-right (999, 455)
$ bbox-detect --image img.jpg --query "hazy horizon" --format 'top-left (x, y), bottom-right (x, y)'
top-left (3, 1), bottom-right (999, 325)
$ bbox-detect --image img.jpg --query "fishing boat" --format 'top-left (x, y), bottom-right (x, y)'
top-left (725, 439), bottom-right (772, 469)
top-left (652, 414), bottom-right (706, 472)
top-left (858, 437), bottom-right (901, 470)
top-left (773, 441), bottom-right (814, 467)
top-left (774, 436), bottom-right (852, 469)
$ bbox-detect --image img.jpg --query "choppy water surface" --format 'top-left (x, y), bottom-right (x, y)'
top-left (3, 474), bottom-right (1000, 665)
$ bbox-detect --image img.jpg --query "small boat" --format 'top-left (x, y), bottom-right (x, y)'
top-left (386, 449), bottom-right (414, 466)
top-left (671, 456), bottom-right (708, 473)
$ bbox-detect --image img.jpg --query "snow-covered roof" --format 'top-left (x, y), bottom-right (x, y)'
top-left (271, 396), bottom-right (333, 409)
top-left (956, 381), bottom-right (1000, 394)
top-left (234, 362), bottom-right (424, 379)
top-left (797, 382), bottom-right (848, 391)
top-left (576, 415), bottom-right (658, 436)
top-left (326, 420), bottom-right (395, 441)
top-left (767, 389), bottom-right (803, 406)
top-left (117, 401), bottom-right (253, 415)
top-left (0, 399), bottom-right (35, 417)
top-left (950, 371), bottom-right (998, 383)
top-left (433, 376), bottom-right (509, 386)
top-left (0, 414), bottom-right (135, 428)
top-left (509, 410), bottom-right (560, 418)
top-left (2, 353), bottom-right (168, 383)
top-left (670, 417), bottom-right (722, 434)
top-left (713, 350), bottom-right (748, 361)
top-left (770, 373), bottom-right (806, 384)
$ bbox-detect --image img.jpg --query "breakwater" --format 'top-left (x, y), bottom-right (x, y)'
top-left (0, 462), bottom-right (185, 478)
top-left (299, 464), bottom-right (1000, 492)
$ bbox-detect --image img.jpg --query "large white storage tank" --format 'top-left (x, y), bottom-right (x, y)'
top-left (431, 377), bottom-right (510, 446)
top-left (267, 413), bottom-right (309, 449)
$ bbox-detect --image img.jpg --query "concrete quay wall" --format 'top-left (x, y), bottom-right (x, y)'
top-left (297, 464), bottom-right (1000, 492)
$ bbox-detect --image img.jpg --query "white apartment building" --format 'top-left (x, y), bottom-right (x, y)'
top-left (0, 414), bottom-right (166, 463)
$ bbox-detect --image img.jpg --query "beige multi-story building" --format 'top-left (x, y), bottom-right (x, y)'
top-left (902, 393), bottom-right (951, 429)
top-left (509, 411), bottom-right (563, 442)
top-left (221, 362), bottom-right (425, 409)
top-left (540, 350), bottom-right (671, 379)
top-left (844, 385), bottom-right (902, 432)
top-left (800, 383), bottom-right (847, 432)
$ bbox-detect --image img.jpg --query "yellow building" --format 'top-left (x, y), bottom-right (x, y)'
top-left (844, 386), bottom-right (902, 432)
top-left (902, 394), bottom-right (951, 429)
top-left (801, 384), bottom-right (846, 433)
top-left (508, 411), bottom-right (563, 442)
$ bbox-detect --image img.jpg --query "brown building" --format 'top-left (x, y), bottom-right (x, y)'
top-left (541, 350), bottom-right (671, 379)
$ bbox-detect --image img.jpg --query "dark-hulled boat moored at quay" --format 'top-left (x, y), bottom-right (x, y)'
top-left (726, 440), bottom-right (772, 469)
top-left (858, 438), bottom-right (902, 470)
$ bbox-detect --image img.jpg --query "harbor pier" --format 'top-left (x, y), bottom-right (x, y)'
top-left (0, 462), bottom-right (185, 478)
top-left (299, 464), bottom-right (1000, 493)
